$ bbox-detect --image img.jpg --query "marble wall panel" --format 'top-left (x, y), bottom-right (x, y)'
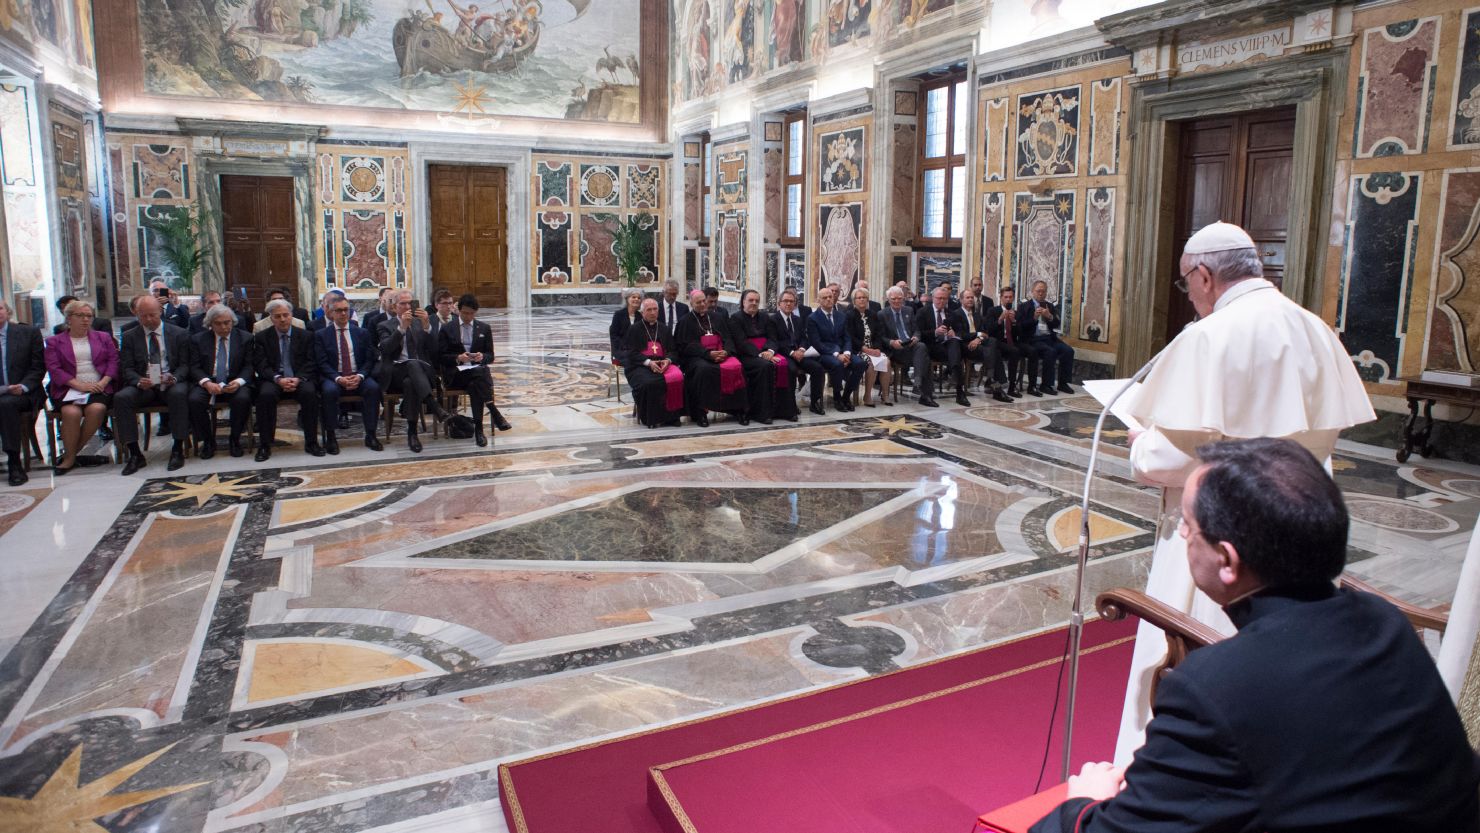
top-left (1450, 9), bottom-right (1480, 149)
top-left (715, 145), bottom-right (748, 207)
top-left (579, 164), bottom-right (622, 208)
top-left (4, 191), bottom-right (43, 293)
top-left (891, 124), bottom-right (916, 246)
top-left (0, 84), bottom-right (35, 188)
top-left (50, 121), bottom-right (82, 194)
top-left (578, 213), bottom-right (621, 284)
top-left (133, 144), bottom-right (189, 199)
top-left (716, 211), bottom-right (747, 291)
top-left (1079, 186), bottom-right (1114, 343)
top-left (818, 202), bottom-right (863, 292)
top-left (765, 249), bottom-right (780, 303)
top-left (1424, 169), bottom-right (1480, 373)
top-left (1337, 171), bottom-right (1422, 384)
top-left (699, 247), bottom-right (711, 288)
top-left (537, 161), bottom-right (572, 207)
top-left (979, 192), bottom-right (1005, 292)
top-left (532, 155), bottom-right (667, 290)
top-left (0, 83), bottom-right (43, 299)
top-left (628, 164), bottom-right (662, 210)
top-left (783, 249), bottom-right (806, 294)
top-left (916, 253), bottom-right (962, 294)
top-left (1010, 190), bottom-right (1076, 331)
top-left (342, 210), bottom-right (389, 287)
top-left (683, 161), bottom-right (702, 240)
top-left (818, 126), bottom-right (865, 195)
top-left (315, 145), bottom-right (412, 293)
top-left (763, 147), bottom-right (783, 243)
top-left (1015, 86), bottom-right (1080, 178)
top-left (1087, 78), bottom-right (1122, 175)
top-left (108, 146), bottom-right (132, 295)
top-left (1354, 17), bottom-right (1440, 157)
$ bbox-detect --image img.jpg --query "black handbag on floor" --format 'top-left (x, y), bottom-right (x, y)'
top-left (444, 414), bottom-right (478, 439)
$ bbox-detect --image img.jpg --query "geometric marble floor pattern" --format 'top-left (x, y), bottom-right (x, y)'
top-left (0, 306), bottom-right (1474, 833)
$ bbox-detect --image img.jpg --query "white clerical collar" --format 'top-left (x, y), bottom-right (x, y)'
top-left (1213, 278), bottom-right (1276, 312)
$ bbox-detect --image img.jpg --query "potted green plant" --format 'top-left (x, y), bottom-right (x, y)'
top-left (611, 212), bottom-right (653, 287)
top-left (139, 205), bottom-right (217, 291)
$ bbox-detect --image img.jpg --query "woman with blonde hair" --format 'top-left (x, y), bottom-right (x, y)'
top-left (44, 300), bottom-right (119, 474)
top-left (845, 286), bottom-right (892, 406)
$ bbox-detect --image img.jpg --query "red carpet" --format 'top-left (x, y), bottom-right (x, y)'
top-left (648, 634), bottom-right (1134, 833)
top-left (499, 619), bottom-right (1135, 833)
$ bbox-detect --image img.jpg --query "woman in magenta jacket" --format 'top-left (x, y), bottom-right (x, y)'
top-left (44, 300), bottom-right (118, 473)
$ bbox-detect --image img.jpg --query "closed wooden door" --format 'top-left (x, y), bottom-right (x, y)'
top-left (1169, 107), bottom-right (1295, 340)
top-left (429, 164), bottom-right (508, 307)
top-left (221, 175), bottom-right (297, 309)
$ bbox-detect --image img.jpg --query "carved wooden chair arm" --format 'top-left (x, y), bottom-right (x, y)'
top-left (1339, 575), bottom-right (1450, 635)
top-left (1096, 588), bottom-right (1225, 648)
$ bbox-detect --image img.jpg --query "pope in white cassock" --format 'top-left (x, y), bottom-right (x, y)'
top-left (1112, 221), bottom-right (1377, 763)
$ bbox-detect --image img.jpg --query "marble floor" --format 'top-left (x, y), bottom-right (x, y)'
top-left (0, 306), bottom-right (1474, 833)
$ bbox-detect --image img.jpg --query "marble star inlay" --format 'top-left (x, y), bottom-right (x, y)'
top-left (0, 743), bottom-right (205, 833)
top-left (150, 474), bottom-right (263, 508)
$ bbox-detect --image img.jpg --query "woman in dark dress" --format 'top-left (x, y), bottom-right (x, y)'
top-left (608, 289), bottom-right (643, 366)
top-left (845, 286), bottom-right (893, 406)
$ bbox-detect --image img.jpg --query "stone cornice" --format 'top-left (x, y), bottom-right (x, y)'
top-left (1097, 0), bottom-right (1335, 50)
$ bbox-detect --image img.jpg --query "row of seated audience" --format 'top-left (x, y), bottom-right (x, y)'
top-left (609, 278), bottom-right (1077, 428)
top-left (0, 286), bottom-right (511, 487)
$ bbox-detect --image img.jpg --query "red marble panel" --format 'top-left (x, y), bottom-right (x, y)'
top-left (1355, 18), bottom-right (1439, 157)
top-left (343, 210), bottom-right (389, 286)
top-left (1427, 170), bottom-right (1480, 372)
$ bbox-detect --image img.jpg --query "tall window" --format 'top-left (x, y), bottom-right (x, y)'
top-left (917, 74), bottom-right (968, 244)
top-left (700, 134), bottom-right (713, 244)
top-left (781, 111), bottom-right (806, 246)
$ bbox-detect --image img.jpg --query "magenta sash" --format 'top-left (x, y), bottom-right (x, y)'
top-left (645, 340), bottom-right (684, 411)
top-left (701, 333), bottom-right (745, 395)
top-left (747, 336), bottom-right (789, 388)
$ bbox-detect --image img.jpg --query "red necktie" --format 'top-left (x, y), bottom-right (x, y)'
top-left (338, 328), bottom-right (352, 375)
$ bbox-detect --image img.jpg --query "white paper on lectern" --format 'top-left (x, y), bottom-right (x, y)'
top-left (1083, 378), bottom-right (1147, 433)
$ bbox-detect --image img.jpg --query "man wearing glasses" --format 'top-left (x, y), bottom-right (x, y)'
top-left (1109, 221), bottom-right (1376, 764)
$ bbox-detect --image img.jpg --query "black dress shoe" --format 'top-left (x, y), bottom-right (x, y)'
top-left (324, 435), bottom-right (340, 455)
top-left (338, 413), bottom-right (351, 430)
top-left (663, 418), bottom-right (683, 427)
top-left (1026, 386), bottom-right (1043, 397)
top-left (955, 393), bottom-right (972, 407)
top-left (919, 396), bottom-right (939, 407)
top-left (738, 415), bottom-right (750, 426)
top-left (757, 417), bottom-right (773, 425)
top-left (474, 429), bottom-right (488, 447)
top-left (229, 439), bottom-right (245, 458)
top-left (54, 462), bottom-right (75, 476)
top-left (199, 441), bottom-right (217, 461)
top-left (255, 446), bottom-right (271, 462)
top-left (786, 414), bottom-right (799, 422)
top-left (1057, 383), bottom-right (1074, 394)
top-left (167, 448), bottom-right (185, 471)
top-left (76, 455), bottom-right (109, 467)
top-left (492, 409), bottom-right (513, 431)
top-left (694, 415), bottom-right (710, 427)
top-left (365, 436), bottom-right (384, 452)
top-left (306, 444), bottom-right (327, 458)
top-left (407, 432), bottom-right (422, 453)
top-left (992, 389), bottom-right (1013, 403)
top-left (1007, 387), bottom-right (1022, 399)
top-left (121, 452), bottom-right (147, 476)
top-left (8, 463), bottom-right (27, 487)
top-left (809, 403), bottom-right (826, 416)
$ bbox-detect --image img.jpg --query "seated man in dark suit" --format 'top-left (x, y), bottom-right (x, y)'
top-left (882, 285), bottom-right (929, 403)
top-left (149, 280), bottom-right (191, 330)
top-left (187, 304), bottom-right (254, 459)
top-left (985, 285), bottom-right (1023, 398)
top-left (115, 294), bottom-right (194, 474)
top-left (1018, 279), bottom-right (1074, 395)
top-left (438, 293), bottom-right (510, 446)
top-left (702, 286), bottom-right (728, 321)
top-left (252, 299), bottom-right (325, 462)
top-left (727, 289), bottom-right (778, 425)
top-left (309, 289), bottom-right (347, 332)
top-left (805, 285), bottom-right (863, 415)
top-left (53, 294), bottom-right (113, 336)
top-left (253, 287), bottom-right (312, 333)
top-left (316, 294), bottom-right (383, 454)
top-left (187, 290), bottom-right (224, 334)
top-left (657, 280), bottom-right (689, 339)
top-left (958, 289), bottom-right (1011, 403)
top-left (360, 287), bottom-right (395, 338)
top-left (915, 285), bottom-right (971, 407)
top-left (767, 289), bottom-right (816, 406)
top-left (377, 289), bottom-right (449, 452)
top-left (0, 299), bottom-right (45, 486)
top-left (1031, 437), bottom-right (1480, 833)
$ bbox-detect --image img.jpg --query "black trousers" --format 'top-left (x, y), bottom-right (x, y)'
top-left (113, 382), bottom-right (190, 445)
top-left (256, 379), bottom-right (320, 445)
top-left (386, 359), bottom-right (435, 429)
top-left (926, 339), bottom-right (965, 392)
top-left (1025, 336), bottom-right (1075, 388)
top-left (887, 342), bottom-right (931, 396)
top-left (995, 341), bottom-right (1022, 386)
top-left (188, 384), bottom-right (253, 442)
top-left (446, 365), bottom-right (493, 418)
top-left (963, 339), bottom-right (1001, 388)
top-left (0, 390), bottom-right (41, 455)
top-left (322, 376), bottom-right (382, 435)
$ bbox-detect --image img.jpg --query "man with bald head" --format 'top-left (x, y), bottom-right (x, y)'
top-left (1111, 221), bottom-right (1378, 761)
top-left (675, 289), bottom-right (748, 427)
top-left (115, 293), bottom-right (193, 473)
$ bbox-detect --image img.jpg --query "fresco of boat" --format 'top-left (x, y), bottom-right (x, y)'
top-left (393, 14), bottom-right (541, 76)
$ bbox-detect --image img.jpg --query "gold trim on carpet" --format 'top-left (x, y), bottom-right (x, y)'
top-left (649, 635), bottom-right (1136, 833)
top-left (498, 620), bottom-right (1113, 833)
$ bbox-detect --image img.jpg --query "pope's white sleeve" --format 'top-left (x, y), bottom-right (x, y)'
top-left (1130, 427), bottom-right (1223, 488)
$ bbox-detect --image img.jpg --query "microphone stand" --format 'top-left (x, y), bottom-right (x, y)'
top-left (1060, 349), bottom-right (1164, 781)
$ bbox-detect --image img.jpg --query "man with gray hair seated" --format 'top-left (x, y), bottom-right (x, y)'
top-left (187, 304), bottom-right (254, 459)
top-left (252, 298), bottom-right (325, 462)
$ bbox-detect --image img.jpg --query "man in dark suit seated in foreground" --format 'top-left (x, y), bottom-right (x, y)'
top-left (1031, 437), bottom-right (1480, 833)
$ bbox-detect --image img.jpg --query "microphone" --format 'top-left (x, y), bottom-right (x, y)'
top-left (1059, 342), bottom-right (1168, 781)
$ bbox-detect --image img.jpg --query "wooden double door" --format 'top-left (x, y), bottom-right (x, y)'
top-left (1168, 106), bottom-right (1296, 339)
top-left (221, 175), bottom-right (297, 309)
top-left (429, 164), bottom-right (508, 308)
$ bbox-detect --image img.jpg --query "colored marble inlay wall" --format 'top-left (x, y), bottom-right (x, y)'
top-left (315, 145), bottom-right (411, 294)
top-left (977, 59), bottom-right (1128, 349)
top-left (105, 132), bottom-right (195, 298)
top-left (531, 154), bottom-right (667, 289)
top-left (1326, 1), bottom-right (1480, 386)
top-left (712, 139), bottom-right (748, 293)
top-left (47, 102), bottom-right (102, 295)
top-left (810, 112), bottom-right (870, 302)
top-left (0, 83), bottom-right (43, 298)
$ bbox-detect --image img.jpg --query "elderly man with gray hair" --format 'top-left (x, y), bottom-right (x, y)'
top-left (251, 298), bottom-right (325, 461)
top-left (187, 303), bottom-right (254, 459)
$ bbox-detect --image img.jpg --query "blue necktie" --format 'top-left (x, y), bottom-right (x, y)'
top-left (280, 334), bottom-right (293, 378)
top-left (215, 337), bottom-right (228, 382)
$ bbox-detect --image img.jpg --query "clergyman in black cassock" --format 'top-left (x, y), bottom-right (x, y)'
top-left (674, 291), bottom-right (748, 427)
top-left (726, 290), bottom-right (777, 424)
top-left (622, 299), bottom-right (685, 428)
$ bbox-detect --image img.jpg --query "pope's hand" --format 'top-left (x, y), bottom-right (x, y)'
top-left (1065, 762), bottom-right (1126, 801)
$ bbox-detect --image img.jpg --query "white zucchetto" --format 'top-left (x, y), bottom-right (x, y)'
top-left (1183, 221), bottom-right (1257, 254)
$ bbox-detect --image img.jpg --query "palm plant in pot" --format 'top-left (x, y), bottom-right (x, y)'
top-left (611, 212), bottom-right (654, 287)
top-left (139, 205), bottom-right (218, 291)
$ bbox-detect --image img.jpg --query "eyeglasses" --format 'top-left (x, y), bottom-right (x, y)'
top-left (1174, 264), bottom-right (1201, 294)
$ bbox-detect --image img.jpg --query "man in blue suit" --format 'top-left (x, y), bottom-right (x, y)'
top-left (316, 294), bottom-right (384, 454)
top-left (805, 286), bottom-right (864, 415)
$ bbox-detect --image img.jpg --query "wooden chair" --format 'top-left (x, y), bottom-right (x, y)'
top-left (609, 359), bottom-right (624, 403)
top-left (381, 393), bottom-right (434, 441)
top-left (15, 403), bottom-right (44, 471)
